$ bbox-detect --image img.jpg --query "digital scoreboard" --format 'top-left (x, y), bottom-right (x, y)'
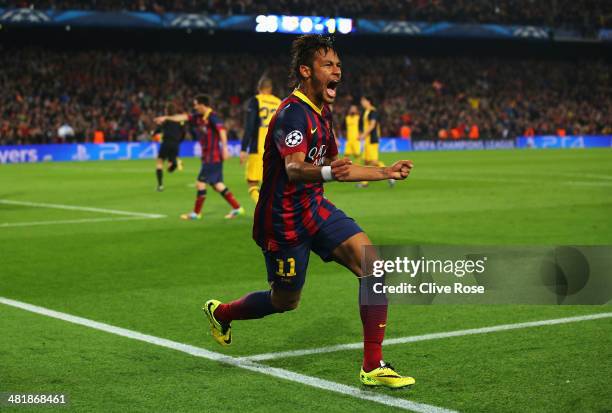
top-left (255, 15), bottom-right (353, 34)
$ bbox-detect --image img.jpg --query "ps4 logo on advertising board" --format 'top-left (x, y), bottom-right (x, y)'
top-left (170, 14), bottom-right (216, 29)
top-left (72, 145), bottom-right (91, 161)
top-left (525, 136), bottom-right (585, 148)
top-left (516, 135), bottom-right (611, 148)
top-left (96, 143), bottom-right (158, 160)
top-left (0, 8), bottom-right (51, 23)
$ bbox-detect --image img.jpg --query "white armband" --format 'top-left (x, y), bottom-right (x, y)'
top-left (321, 166), bottom-right (334, 182)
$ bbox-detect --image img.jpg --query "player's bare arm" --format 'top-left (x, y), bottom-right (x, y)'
top-left (287, 153), bottom-right (412, 183)
top-left (220, 128), bottom-right (230, 160)
top-left (154, 113), bottom-right (189, 124)
top-left (332, 158), bottom-right (413, 182)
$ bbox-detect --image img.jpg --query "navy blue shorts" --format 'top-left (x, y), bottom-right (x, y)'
top-left (197, 162), bottom-right (223, 184)
top-left (264, 208), bottom-right (363, 291)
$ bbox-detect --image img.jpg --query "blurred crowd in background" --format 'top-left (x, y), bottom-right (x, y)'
top-left (3, 0), bottom-right (610, 32)
top-left (2, 47), bottom-right (610, 145)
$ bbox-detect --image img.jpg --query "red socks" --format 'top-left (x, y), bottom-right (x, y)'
top-left (192, 187), bottom-right (241, 214)
top-left (221, 188), bottom-right (240, 209)
top-left (194, 189), bottom-right (206, 214)
top-left (360, 304), bottom-right (388, 372)
top-left (214, 291), bottom-right (279, 323)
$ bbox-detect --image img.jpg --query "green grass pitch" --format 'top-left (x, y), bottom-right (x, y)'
top-left (1, 148), bottom-right (611, 412)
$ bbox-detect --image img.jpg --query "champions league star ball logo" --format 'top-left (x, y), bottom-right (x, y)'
top-left (170, 14), bottom-right (216, 29)
top-left (0, 8), bottom-right (51, 23)
top-left (285, 130), bottom-right (303, 147)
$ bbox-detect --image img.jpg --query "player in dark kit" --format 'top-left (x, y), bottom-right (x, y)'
top-left (357, 95), bottom-right (395, 188)
top-left (203, 35), bottom-right (415, 388)
top-left (154, 95), bottom-right (244, 220)
top-left (240, 77), bottom-right (281, 204)
top-left (154, 102), bottom-right (185, 192)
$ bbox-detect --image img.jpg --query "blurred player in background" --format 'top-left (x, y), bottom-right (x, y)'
top-left (358, 96), bottom-right (394, 187)
top-left (154, 95), bottom-right (244, 220)
top-left (154, 102), bottom-right (184, 192)
top-left (342, 104), bottom-right (361, 160)
top-left (203, 35), bottom-right (415, 388)
top-left (240, 77), bottom-right (281, 204)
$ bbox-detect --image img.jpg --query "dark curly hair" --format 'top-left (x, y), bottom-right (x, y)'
top-left (194, 94), bottom-right (211, 106)
top-left (289, 34), bottom-right (338, 88)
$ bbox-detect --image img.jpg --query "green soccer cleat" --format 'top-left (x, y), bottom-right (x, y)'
top-left (360, 361), bottom-right (415, 388)
top-left (202, 299), bottom-right (232, 346)
top-left (224, 207), bottom-right (245, 219)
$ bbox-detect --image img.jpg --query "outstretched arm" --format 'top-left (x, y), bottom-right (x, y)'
top-left (220, 128), bottom-right (229, 160)
top-left (332, 158), bottom-right (413, 182)
top-left (286, 153), bottom-right (413, 183)
top-left (154, 113), bottom-right (189, 124)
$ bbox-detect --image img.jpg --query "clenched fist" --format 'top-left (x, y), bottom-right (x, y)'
top-left (330, 158), bottom-right (352, 181)
top-left (386, 160), bottom-right (413, 180)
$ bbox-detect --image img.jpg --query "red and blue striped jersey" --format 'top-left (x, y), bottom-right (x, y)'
top-left (188, 110), bottom-right (225, 163)
top-left (253, 90), bottom-right (339, 251)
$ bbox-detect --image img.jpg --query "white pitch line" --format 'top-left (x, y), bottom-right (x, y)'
top-left (564, 181), bottom-right (612, 187)
top-left (241, 312), bottom-right (612, 362)
top-left (0, 216), bottom-right (161, 228)
top-left (0, 200), bottom-right (165, 219)
top-left (417, 175), bottom-right (612, 187)
top-left (0, 297), bottom-right (454, 413)
top-left (520, 171), bottom-right (612, 182)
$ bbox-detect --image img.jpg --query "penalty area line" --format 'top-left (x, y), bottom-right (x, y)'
top-left (0, 297), bottom-right (455, 413)
top-left (241, 312), bottom-right (612, 362)
top-left (0, 199), bottom-right (165, 219)
top-left (0, 216), bottom-right (161, 228)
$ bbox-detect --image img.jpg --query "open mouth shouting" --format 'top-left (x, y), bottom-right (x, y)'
top-left (325, 80), bottom-right (340, 100)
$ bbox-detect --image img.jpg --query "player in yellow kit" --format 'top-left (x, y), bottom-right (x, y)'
top-left (358, 96), bottom-right (394, 187)
top-left (343, 104), bottom-right (361, 160)
top-left (240, 77), bottom-right (282, 203)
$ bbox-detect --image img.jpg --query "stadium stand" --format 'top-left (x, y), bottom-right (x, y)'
top-left (1, 47), bottom-right (610, 145)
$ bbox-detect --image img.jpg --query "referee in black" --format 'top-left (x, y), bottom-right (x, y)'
top-left (155, 102), bottom-right (185, 191)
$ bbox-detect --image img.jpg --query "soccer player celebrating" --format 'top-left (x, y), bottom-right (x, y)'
top-left (154, 95), bottom-right (244, 220)
top-left (154, 102), bottom-right (185, 192)
top-left (203, 35), bottom-right (415, 388)
top-left (343, 104), bottom-right (361, 160)
top-left (240, 77), bottom-right (281, 203)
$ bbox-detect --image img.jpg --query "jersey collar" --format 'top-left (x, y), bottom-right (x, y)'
top-left (200, 108), bottom-right (212, 121)
top-left (293, 89), bottom-right (322, 116)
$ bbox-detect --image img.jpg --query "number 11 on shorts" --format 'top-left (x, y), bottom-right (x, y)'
top-left (275, 258), bottom-right (297, 277)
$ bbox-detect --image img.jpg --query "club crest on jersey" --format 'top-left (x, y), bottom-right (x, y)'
top-left (285, 130), bottom-right (303, 147)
